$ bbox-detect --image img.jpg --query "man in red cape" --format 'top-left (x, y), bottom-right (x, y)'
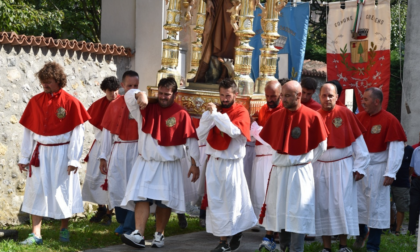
top-left (120, 77), bottom-right (200, 249)
top-left (18, 62), bottom-right (90, 245)
top-left (300, 77), bottom-right (322, 111)
top-left (196, 79), bottom-right (257, 252)
top-left (257, 81), bottom-right (328, 252)
top-left (354, 88), bottom-right (406, 252)
top-left (98, 71), bottom-right (139, 236)
top-left (81, 76), bottom-right (120, 225)
top-left (313, 83), bottom-right (370, 252)
top-left (249, 80), bottom-right (283, 231)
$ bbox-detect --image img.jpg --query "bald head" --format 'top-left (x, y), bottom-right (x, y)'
top-left (265, 80), bottom-right (281, 109)
top-left (320, 83), bottom-right (337, 94)
top-left (281, 80), bottom-right (302, 111)
top-left (319, 83), bottom-right (338, 111)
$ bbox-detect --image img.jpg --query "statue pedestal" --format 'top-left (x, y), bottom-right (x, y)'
top-left (147, 84), bottom-right (265, 117)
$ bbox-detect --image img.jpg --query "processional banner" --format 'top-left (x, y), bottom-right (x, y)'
top-left (327, 0), bottom-right (391, 111)
top-left (250, 2), bottom-right (310, 82)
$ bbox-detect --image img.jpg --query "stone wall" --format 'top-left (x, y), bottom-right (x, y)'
top-left (0, 44), bottom-right (131, 225)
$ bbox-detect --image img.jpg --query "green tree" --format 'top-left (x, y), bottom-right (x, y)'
top-left (358, 43), bottom-right (364, 63)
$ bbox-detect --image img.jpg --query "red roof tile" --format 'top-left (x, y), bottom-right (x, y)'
top-left (0, 32), bottom-right (133, 57)
top-left (302, 59), bottom-right (327, 78)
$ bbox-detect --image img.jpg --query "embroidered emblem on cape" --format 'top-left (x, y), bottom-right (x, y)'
top-left (332, 117), bottom-right (343, 128)
top-left (56, 107), bottom-right (66, 119)
top-left (128, 112), bottom-right (134, 120)
top-left (166, 117), bottom-right (176, 127)
top-left (371, 125), bottom-right (382, 134)
top-left (291, 127), bottom-right (301, 139)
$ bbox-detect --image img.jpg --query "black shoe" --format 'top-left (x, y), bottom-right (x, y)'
top-left (100, 214), bottom-right (112, 226)
top-left (89, 206), bottom-right (107, 223)
top-left (229, 233), bottom-right (242, 252)
top-left (211, 241), bottom-right (231, 252)
top-left (178, 213), bottom-right (188, 229)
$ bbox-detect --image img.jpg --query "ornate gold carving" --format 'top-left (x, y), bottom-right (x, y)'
top-left (166, 117), bottom-right (176, 127)
top-left (371, 125), bottom-right (382, 134)
top-left (332, 117), bottom-right (342, 128)
top-left (56, 107), bottom-right (66, 119)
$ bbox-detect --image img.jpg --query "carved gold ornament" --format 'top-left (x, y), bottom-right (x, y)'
top-left (332, 117), bottom-right (342, 128)
top-left (56, 107), bottom-right (66, 119)
top-left (166, 117), bottom-right (176, 127)
top-left (371, 125), bottom-right (382, 134)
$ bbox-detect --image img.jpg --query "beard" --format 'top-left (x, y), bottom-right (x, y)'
top-left (267, 98), bottom-right (280, 109)
top-left (221, 100), bottom-right (234, 109)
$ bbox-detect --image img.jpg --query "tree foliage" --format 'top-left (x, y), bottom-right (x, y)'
top-left (0, 0), bottom-right (101, 43)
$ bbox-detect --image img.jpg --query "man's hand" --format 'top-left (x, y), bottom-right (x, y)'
top-left (18, 163), bottom-right (28, 173)
top-left (135, 92), bottom-right (148, 110)
top-left (99, 159), bottom-right (108, 175)
top-left (383, 176), bottom-right (394, 186)
top-left (67, 165), bottom-right (78, 175)
top-left (206, 102), bottom-right (217, 112)
top-left (188, 165), bottom-right (200, 183)
top-left (353, 171), bottom-right (364, 181)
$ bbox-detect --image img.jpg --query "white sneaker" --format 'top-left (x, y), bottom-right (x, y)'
top-left (120, 230), bottom-right (145, 248)
top-left (152, 232), bottom-right (165, 248)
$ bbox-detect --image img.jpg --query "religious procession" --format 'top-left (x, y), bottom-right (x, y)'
top-left (0, 0), bottom-right (418, 252)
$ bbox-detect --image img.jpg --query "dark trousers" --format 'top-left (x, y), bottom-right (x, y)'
top-left (408, 178), bottom-right (420, 234)
top-left (359, 224), bottom-right (382, 252)
top-left (115, 207), bottom-right (135, 234)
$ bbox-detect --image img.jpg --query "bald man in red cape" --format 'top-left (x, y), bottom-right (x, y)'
top-left (257, 80), bottom-right (328, 252)
top-left (353, 88), bottom-right (406, 252)
top-left (313, 83), bottom-right (370, 251)
top-left (196, 79), bottom-right (257, 252)
top-left (18, 62), bottom-right (90, 245)
top-left (120, 77), bottom-right (200, 249)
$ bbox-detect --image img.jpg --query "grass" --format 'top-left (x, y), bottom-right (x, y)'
top-left (0, 213), bottom-right (205, 252)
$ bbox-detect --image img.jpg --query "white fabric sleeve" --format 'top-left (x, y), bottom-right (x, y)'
top-left (196, 110), bottom-right (215, 141)
top-left (384, 141), bottom-right (405, 179)
top-left (67, 124), bottom-right (85, 168)
top-left (124, 89), bottom-right (144, 126)
top-left (250, 121), bottom-right (270, 147)
top-left (186, 138), bottom-right (201, 167)
top-left (211, 110), bottom-right (242, 138)
top-left (99, 128), bottom-right (113, 162)
top-left (18, 128), bottom-right (35, 164)
top-left (351, 135), bottom-right (370, 176)
top-left (312, 139), bottom-right (328, 162)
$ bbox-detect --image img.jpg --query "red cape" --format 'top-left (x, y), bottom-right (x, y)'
top-left (260, 105), bottom-right (328, 155)
top-left (87, 95), bottom-right (119, 130)
top-left (336, 99), bottom-right (346, 107)
top-left (192, 117), bottom-right (200, 129)
top-left (141, 102), bottom-right (197, 146)
top-left (256, 102), bottom-right (283, 146)
top-left (207, 103), bottom-right (251, 151)
top-left (317, 105), bottom-right (366, 149)
top-left (20, 89), bottom-right (90, 136)
top-left (302, 98), bottom-right (322, 111)
top-left (101, 96), bottom-right (139, 141)
top-left (356, 109), bottom-right (407, 153)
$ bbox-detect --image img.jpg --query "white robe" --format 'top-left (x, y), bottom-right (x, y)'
top-left (313, 136), bottom-right (370, 236)
top-left (99, 128), bottom-right (138, 210)
top-left (261, 140), bottom-right (327, 235)
top-left (19, 125), bottom-right (85, 219)
top-left (197, 109), bottom-right (257, 237)
top-left (82, 126), bottom-right (109, 205)
top-left (120, 89), bottom-right (201, 213)
top-left (250, 121), bottom-right (273, 219)
top-left (357, 141), bottom-right (404, 229)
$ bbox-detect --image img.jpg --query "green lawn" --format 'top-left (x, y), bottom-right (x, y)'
top-left (0, 213), bottom-right (205, 252)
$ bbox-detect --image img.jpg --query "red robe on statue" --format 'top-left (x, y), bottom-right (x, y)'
top-left (356, 109), bottom-right (407, 153)
top-left (302, 98), bottom-right (322, 111)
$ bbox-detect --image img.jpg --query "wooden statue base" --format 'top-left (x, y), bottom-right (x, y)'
top-left (147, 83), bottom-right (265, 117)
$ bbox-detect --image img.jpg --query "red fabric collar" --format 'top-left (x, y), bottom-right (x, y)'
top-left (317, 105), bottom-right (365, 149)
top-left (356, 109), bottom-right (407, 152)
top-left (87, 95), bottom-right (119, 130)
top-left (260, 105), bottom-right (328, 155)
top-left (302, 98), bottom-right (321, 111)
top-left (256, 102), bottom-right (283, 146)
top-left (20, 89), bottom-right (90, 136)
top-left (207, 103), bottom-right (251, 151)
top-left (141, 102), bottom-right (197, 146)
top-left (101, 96), bottom-right (139, 141)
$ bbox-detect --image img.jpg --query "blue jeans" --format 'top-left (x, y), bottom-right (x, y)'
top-left (278, 230), bottom-right (305, 252)
top-left (115, 207), bottom-right (135, 234)
top-left (359, 224), bottom-right (382, 252)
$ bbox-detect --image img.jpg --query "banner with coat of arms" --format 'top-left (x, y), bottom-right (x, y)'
top-left (250, 2), bottom-right (310, 82)
top-left (327, 0), bottom-right (391, 111)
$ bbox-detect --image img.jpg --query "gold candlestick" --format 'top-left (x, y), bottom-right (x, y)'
top-left (255, 0), bottom-right (287, 94)
top-left (187, 0), bottom-right (206, 81)
top-left (230, 0), bottom-right (256, 95)
top-left (157, 0), bottom-right (183, 86)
